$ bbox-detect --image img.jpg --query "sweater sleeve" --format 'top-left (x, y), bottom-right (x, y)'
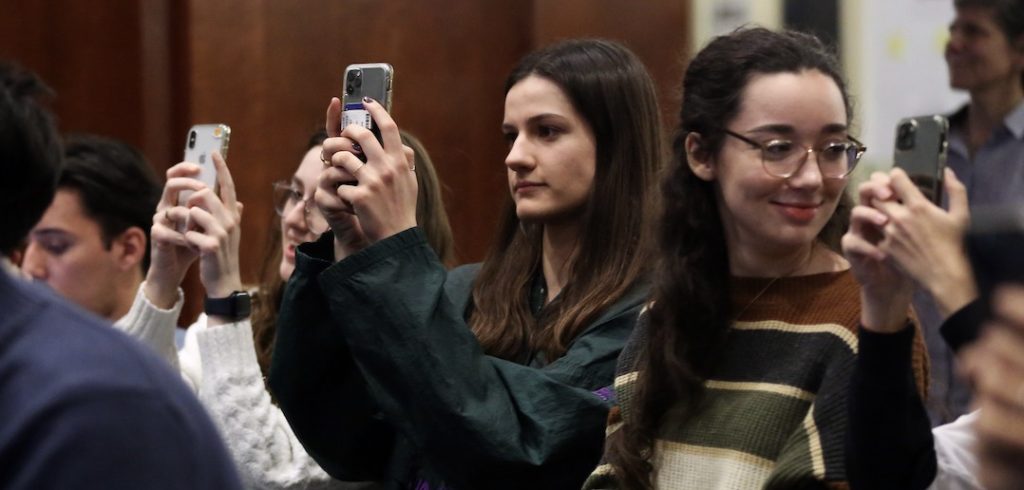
top-left (847, 325), bottom-right (937, 489)
top-left (113, 283), bottom-right (188, 387)
top-left (196, 320), bottom-right (370, 490)
top-left (314, 228), bottom-right (643, 489)
top-left (268, 233), bottom-right (396, 483)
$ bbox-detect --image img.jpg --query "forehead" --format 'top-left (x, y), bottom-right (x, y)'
top-left (34, 189), bottom-right (99, 231)
top-left (293, 147), bottom-right (323, 188)
top-left (730, 70), bottom-right (848, 132)
top-left (503, 75), bottom-right (576, 122)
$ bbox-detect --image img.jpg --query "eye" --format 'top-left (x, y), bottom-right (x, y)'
top-left (820, 142), bottom-right (851, 161)
top-left (35, 236), bottom-right (71, 256)
top-left (536, 125), bottom-right (562, 140)
top-left (762, 140), bottom-right (794, 160)
top-left (502, 131), bottom-right (517, 148)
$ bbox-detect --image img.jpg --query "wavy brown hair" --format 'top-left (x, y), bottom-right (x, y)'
top-left (251, 129), bottom-right (456, 377)
top-left (468, 39), bottom-right (664, 362)
top-left (604, 27), bottom-right (855, 489)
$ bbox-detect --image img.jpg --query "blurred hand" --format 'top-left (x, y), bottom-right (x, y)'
top-left (870, 167), bottom-right (975, 317)
top-left (961, 285), bottom-right (1024, 490)
top-left (842, 171), bottom-right (914, 332)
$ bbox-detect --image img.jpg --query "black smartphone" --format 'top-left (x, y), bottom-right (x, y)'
top-left (966, 205), bottom-right (1024, 318)
top-left (341, 63), bottom-right (394, 150)
top-left (893, 115), bottom-right (949, 204)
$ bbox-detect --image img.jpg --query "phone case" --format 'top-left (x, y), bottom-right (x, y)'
top-left (181, 123), bottom-right (231, 205)
top-left (893, 115), bottom-right (948, 204)
top-left (341, 63), bottom-right (394, 136)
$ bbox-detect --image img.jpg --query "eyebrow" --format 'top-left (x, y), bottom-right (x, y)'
top-left (745, 123), bottom-right (849, 136)
top-left (501, 113), bottom-right (569, 132)
top-left (30, 228), bottom-right (74, 239)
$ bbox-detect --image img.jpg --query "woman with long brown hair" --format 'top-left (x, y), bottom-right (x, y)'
top-left (586, 27), bottom-right (930, 489)
top-left (269, 39), bottom-right (663, 489)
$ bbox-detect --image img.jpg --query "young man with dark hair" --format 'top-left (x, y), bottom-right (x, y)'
top-left (0, 61), bottom-right (241, 488)
top-left (22, 134), bottom-right (161, 320)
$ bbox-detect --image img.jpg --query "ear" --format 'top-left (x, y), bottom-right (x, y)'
top-left (111, 226), bottom-right (147, 272)
top-left (685, 132), bottom-right (716, 181)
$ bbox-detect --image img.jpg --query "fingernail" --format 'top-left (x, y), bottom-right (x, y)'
top-left (362, 97), bottom-right (374, 104)
top-left (352, 143), bottom-right (362, 153)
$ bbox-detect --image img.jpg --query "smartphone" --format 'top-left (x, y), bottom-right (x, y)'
top-left (341, 63), bottom-right (394, 149)
top-left (893, 115), bottom-right (949, 204)
top-left (180, 123), bottom-right (231, 205)
top-left (965, 205), bottom-right (1024, 319)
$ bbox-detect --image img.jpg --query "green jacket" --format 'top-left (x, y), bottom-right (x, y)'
top-left (269, 229), bottom-right (648, 489)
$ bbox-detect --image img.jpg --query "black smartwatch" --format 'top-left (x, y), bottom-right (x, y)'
top-left (203, 291), bottom-right (252, 321)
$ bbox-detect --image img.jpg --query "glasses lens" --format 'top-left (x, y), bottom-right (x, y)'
top-left (272, 183), bottom-right (291, 216)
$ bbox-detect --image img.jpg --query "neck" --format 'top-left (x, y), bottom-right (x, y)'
top-left (333, 234), bottom-right (368, 262)
top-left (968, 80), bottom-right (1023, 146)
top-left (540, 221), bottom-right (581, 302)
top-left (728, 241), bottom-right (845, 278)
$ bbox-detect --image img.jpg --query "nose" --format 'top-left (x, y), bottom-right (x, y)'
top-left (504, 135), bottom-right (534, 173)
top-left (281, 196), bottom-right (308, 233)
top-left (946, 28), bottom-right (964, 54)
top-left (21, 242), bottom-right (48, 281)
top-left (787, 150), bottom-right (825, 190)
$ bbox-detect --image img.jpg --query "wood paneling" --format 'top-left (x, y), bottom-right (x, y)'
top-left (1, 0), bottom-right (690, 325)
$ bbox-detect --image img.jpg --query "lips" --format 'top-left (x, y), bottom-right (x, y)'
top-left (514, 181), bottom-right (544, 192)
top-left (772, 201), bottom-right (820, 222)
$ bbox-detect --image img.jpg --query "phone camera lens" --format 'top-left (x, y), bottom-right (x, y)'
top-left (346, 84), bottom-right (354, 95)
top-left (188, 131), bottom-right (197, 149)
top-left (896, 122), bottom-right (916, 151)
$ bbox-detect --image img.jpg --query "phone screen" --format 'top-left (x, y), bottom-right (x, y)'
top-left (966, 205), bottom-right (1024, 318)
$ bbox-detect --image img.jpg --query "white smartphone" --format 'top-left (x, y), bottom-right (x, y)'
top-left (180, 123), bottom-right (230, 205)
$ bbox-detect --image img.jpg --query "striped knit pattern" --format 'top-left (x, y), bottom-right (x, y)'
top-left (584, 271), bottom-right (929, 489)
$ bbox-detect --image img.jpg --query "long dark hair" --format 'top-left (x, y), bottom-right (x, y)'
top-left (468, 38), bottom-right (663, 362)
top-left (251, 129), bottom-right (457, 377)
top-left (605, 27), bottom-right (855, 489)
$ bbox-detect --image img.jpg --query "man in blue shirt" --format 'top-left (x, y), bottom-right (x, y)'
top-left (0, 61), bottom-right (242, 489)
top-left (916, 0), bottom-right (1024, 426)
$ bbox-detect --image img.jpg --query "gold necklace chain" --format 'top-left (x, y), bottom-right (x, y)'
top-left (733, 245), bottom-right (817, 321)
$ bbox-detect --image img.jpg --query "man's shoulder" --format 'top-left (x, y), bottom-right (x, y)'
top-left (0, 274), bottom-right (242, 487)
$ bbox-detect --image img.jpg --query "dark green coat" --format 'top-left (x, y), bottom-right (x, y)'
top-left (269, 229), bottom-right (647, 489)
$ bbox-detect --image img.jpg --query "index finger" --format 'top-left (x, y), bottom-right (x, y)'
top-left (326, 97), bottom-right (342, 137)
top-left (362, 97), bottom-right (402, 152)
top-left (888, 167), bottom-right (929, 205)
top-left (211, 151), bottom-right (238, 211)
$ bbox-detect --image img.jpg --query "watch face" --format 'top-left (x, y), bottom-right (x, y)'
top-left (204, 291), bottom-right (251, 320)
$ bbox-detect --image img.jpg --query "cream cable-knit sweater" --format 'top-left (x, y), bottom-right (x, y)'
top-left (115, 283), bottom-right (371, 490)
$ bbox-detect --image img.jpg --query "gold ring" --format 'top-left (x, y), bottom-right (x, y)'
top-left (320, 151), bottom-right (330, 167)
top-left (353, 162), bottom-right (366, 175)
top-left (410, 164), bottom-right (416, 172)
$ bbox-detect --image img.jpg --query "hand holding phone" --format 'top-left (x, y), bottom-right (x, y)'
top-left (893, 115), bottom-right (948, 204)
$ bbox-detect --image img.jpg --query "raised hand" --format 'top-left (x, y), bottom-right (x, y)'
top-left (144, 162), bottom-right (207, 309)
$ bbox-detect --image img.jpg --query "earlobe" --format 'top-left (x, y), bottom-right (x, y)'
top-left (685, 132), bottom-right (715, 181)
top-left (113, 227), bottom-right (147, 272)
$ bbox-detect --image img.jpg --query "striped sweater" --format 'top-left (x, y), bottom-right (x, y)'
top-left (585, 270), bottom-right (929, 489)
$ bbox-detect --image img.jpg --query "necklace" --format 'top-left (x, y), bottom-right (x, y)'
top-left (733, 245), bottom-right (817, 321)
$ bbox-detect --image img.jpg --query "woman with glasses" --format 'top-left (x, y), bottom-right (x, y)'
top-left (585, 27), bottom-right (929, 489)
top-left (116, 128), bottom-right (453, 489)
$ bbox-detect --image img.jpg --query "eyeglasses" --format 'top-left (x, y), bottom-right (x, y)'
top-left (271, 181), bottom-right (329, 234)
top-left (722, 129), bottom-right (866, 180)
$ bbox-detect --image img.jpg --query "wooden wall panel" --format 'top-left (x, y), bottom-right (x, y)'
top-left (532, 0), bottom-right (691, 135)
top-left (1, 0), bottom-right (690, 325)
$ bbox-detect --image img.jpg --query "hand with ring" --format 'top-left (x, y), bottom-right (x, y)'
top-left (144, 162), bottom-right (208, 309)
top-left (316, 96), bottom-right (418, 244)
